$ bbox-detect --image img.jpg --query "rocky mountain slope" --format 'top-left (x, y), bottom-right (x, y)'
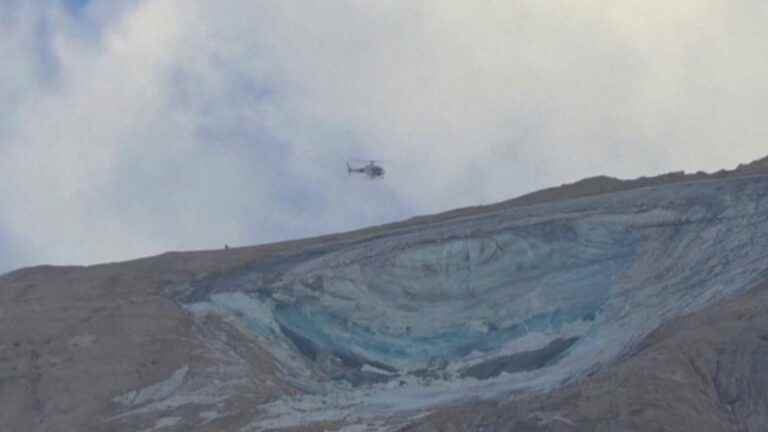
top-left (3, 157), bottom-right (768, 432)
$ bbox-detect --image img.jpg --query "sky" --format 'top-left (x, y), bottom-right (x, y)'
top-left (2, 0), bottom-right (768, 273)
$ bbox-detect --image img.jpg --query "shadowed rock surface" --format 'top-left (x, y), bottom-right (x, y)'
top-left (3, 157), bottom-right (768, 431)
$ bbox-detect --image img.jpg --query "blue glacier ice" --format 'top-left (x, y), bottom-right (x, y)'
top-left (180, 175), bottom-right (768, 427)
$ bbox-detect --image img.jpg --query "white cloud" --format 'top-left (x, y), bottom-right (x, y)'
top-left (2, 0), bottom-right (768, 271)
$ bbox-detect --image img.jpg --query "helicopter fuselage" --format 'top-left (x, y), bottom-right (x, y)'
top-left (348, 161), bottom-right (385, 179)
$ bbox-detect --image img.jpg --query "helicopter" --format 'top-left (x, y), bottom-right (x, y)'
top-left (347, 159), bottom-right (386, 179)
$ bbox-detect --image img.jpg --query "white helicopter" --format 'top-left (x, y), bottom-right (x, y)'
top-left (346, 159), bottom-right (386, 179)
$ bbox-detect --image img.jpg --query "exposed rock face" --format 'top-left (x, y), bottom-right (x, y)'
top-left (3, 161), bottom-right (768, 431)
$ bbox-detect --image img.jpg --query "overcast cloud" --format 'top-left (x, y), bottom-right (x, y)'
top-left (2, 0), bottom-right (768, 273)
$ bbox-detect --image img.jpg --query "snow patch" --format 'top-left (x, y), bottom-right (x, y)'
top-left (113, 366), bottom-right (189, 407)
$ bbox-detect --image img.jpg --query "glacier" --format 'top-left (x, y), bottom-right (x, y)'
top-left (173, 175), bottom-right (768, 428)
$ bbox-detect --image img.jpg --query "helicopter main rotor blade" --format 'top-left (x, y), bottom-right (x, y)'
top-left (350, 158), bottom-right (389, 163)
